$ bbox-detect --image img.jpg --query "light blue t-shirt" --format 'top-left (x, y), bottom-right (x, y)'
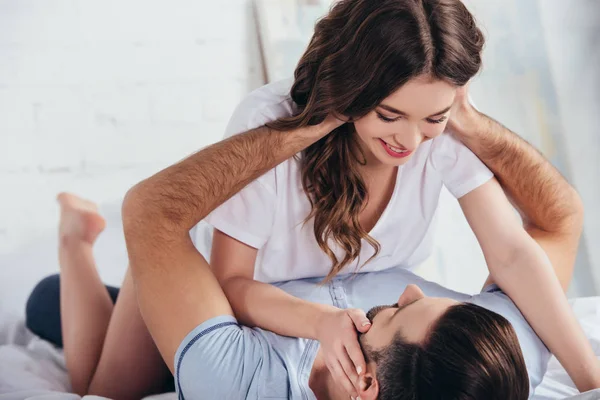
top-left (175, 268), bottom-right (550, 400)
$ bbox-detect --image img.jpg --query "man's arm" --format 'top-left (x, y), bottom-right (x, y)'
top-left (121, 118), bottom-right (342, 373)
top-left (448, 93), bottom-right (599, 393)
top-left (449, 99), bottom-right (584, 290)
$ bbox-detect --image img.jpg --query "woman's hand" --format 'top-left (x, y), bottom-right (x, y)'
top-left (315, 307), bottom-right (371, 398)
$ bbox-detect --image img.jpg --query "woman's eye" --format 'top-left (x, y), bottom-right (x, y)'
top-left (426, 116), bottom-right (448, 124)
top-left (377, 113), bottom-right (397, 123)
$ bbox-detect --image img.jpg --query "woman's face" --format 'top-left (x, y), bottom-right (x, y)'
top-left (353, 76), bottom-right (457, 167)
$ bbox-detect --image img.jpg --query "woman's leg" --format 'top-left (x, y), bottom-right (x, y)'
top-left (57, 193), bottom-right (114, 395)
top-left (56, 193), bottom-right (172, 399)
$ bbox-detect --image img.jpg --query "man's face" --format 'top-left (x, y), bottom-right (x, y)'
top-left (360, 284), bottom-right (460, 350)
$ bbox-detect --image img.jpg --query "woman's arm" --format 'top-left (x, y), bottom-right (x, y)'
top-left (448, 94), bottom-right (583, 290)
top-left (210, 229), bottom-right (371, 397)
top-left (459, 177), bottom-right (600, 393)
top-left (210, 229), bottom-right (336, 339)
top-left (448, 88), bottom-right (598, 391)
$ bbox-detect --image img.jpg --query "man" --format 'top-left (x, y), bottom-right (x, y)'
top-left (122, 96), bottom-right (585, 399)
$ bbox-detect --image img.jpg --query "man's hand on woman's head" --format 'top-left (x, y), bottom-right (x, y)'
top-left (453, 82), bottom-right (471, 107)
top-left (305, 113), bottom-right (350, 139)
top-left (446, 82), bottom-right (483, 140)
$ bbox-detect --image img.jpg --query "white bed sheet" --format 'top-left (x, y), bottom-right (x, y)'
top-left (1, 296), bottom-right (600, 399)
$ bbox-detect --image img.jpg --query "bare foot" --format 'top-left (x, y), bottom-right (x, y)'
top-left (58, 193), bottom-right (107, 246)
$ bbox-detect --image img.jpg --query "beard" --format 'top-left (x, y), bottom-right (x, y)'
top-left (365, 303), bottom-right (398, 323)
top-left (361, 304), bottom-right (401, 364)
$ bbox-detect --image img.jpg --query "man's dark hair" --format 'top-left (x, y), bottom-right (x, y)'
top-left (363, 303), bottom-right (529, 400)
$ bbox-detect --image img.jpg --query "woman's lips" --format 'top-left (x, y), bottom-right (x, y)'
top-left (380, 139), bottom-right (412, 158)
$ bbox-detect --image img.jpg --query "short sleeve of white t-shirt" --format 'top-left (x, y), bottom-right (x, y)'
top-left (204, 174), bottom-right (277, 249)
top-left (202, 79), bottom-right (295, 249)
top-left (429, 133), bottom-right (494, 198)
top-left (197, 78), bottom-right (495, 282)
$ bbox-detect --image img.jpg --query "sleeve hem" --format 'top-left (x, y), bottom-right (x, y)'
top-left (448, 172), bottom-right (494, 199)
top-left (174, 315), bottom-right (238, 400)
top-left (205, 216), bottom-right (267, 249)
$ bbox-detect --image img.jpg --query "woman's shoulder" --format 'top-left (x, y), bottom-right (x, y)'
top-left (224, 78), bottom-right (297, 138)
top-left (428, 132), bottom-right (474, 158)
top-left (425, 133), bottom-right (469, 169)
top-left (239, 155), bottom-right (302, 201)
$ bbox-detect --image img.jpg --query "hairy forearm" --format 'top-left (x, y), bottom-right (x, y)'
top-left (223, 277), bottom-right (336, 339)
top-left (120, 121), bottom-right (336, 368)
top-left (495, 244), bottom-right (600, 392)
top-left (454, 107), bottom-right (583, 233)
top-left (126, 124), bottom-right (327, 233)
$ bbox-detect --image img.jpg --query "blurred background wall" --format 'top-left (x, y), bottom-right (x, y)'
top-left (0, 0), bottom-right (598, 317)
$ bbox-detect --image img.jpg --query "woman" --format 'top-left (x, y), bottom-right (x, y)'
top-left (25, 0), bottom-right (599, 399)
top-left (202, 0), bottom-right (489, 395)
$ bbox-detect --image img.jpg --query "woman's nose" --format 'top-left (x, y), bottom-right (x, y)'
top-left (393, 126), bottom-right (423, 151)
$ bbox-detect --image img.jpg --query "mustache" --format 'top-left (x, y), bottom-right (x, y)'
top-left (366, 303), bottom-right (398, 323)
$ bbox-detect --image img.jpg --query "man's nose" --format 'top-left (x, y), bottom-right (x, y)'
top-left (397, 284), bottom-right (426, 307)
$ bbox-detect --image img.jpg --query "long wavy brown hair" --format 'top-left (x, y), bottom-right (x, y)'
top-left (267, 0), bottom-right (485, 282)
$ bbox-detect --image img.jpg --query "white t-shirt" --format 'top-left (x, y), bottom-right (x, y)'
top-left (202, 78), bottom-right (493, 283)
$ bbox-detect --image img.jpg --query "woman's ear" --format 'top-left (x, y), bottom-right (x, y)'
top-left (357, 371), bottom-right (379, 400)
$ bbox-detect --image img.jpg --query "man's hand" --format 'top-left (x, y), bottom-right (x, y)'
top-left (305, 113), bottom-right (349, 140)
top-left (446, 83), bottom-right (484, 140)
top-left (445, 86), bottom-right (597, 391)
top-left (124, 108), bottom-right (355, 375)
top-left (315, 308), bottom-right (371, 399)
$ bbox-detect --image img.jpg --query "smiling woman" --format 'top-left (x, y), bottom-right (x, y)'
top-left (354, 77), bottom-right (456, 163)
top-left (265, 0), bottom-right (484, 283)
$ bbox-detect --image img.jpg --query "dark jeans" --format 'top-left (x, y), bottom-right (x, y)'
top-left (25, 274), bottom-right (175, 393)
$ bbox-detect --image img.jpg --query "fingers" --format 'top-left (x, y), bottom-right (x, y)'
top-left (329, 358), bottom-right (358, 398)
top-left (347, 308), bottom-right (372, 333)
top-left (344, 309), bottom-right (370, 377)
top-left (321, 309), bottom-right (371, 398)
top-left (339, 345), bottom-right (361, 389)
top-left (323, 114), bottom-right (348, 131)
top-left (453, 82), bottom-right (472, 108)
top-left (345, 340), bottom-right (367, 378)
top-left (309, 114), bottom-right (347, 138)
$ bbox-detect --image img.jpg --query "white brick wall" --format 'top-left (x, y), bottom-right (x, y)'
top-left (0, 0), bottom-right (264, 316)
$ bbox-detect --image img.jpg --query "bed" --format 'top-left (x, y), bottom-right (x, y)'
top-left (1, 296), bottom-right (600, 399)
top-left (1, 209), bottom-right (599, 399)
